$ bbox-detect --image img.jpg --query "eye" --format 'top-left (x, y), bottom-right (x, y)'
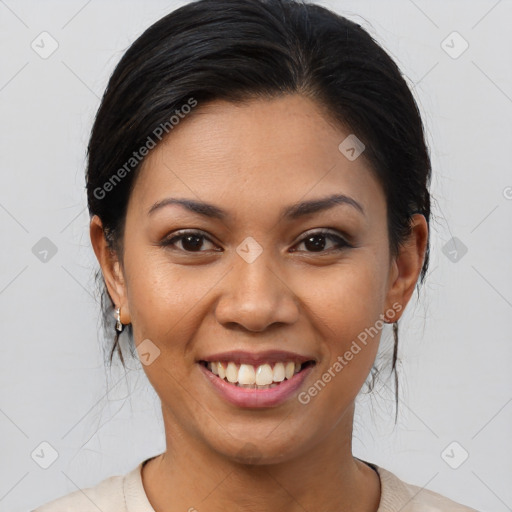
top-left (160, 230), bottom-right (220, 253)
top-left (291, 229), bottom-right (351, 253)
top-left (160, 228), bottom-right (351, 254)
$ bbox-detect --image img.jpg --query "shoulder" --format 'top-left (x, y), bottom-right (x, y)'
top-left (31, 463), bottom-right (140, 512)
top-left (374, 463), bottom-right (480, 512)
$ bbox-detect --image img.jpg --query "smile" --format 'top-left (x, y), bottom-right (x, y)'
top-left (198, 357), bottom-right (317, 408)
top-left (200, 360), bottom-right (316, 388)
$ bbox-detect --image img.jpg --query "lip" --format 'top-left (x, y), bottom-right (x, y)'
top-left (198, 350), bottom-right (315, 366)
top-left (198, 360), bottom-right (316, 408)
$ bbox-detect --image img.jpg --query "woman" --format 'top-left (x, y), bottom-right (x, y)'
top-left (33, 0), bottom-right (479, 510)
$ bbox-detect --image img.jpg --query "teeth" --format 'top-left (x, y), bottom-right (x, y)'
top-left (273, 362), bottom-right (285, 382)
top-left (255, 364), bottom-right (273, 386)
top-left (285, 361), bottom-right (295, 379)
top-left (206, 360), bottom-right (306, 387)
top-left (238, 364), bottom-right (256, 385)
top-left (226, 362), bottom-right (238, 383)
top-left (217, 362), bottom-right (226, 380)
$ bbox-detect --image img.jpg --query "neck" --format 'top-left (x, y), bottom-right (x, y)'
top-left (142, 402), bottom-right (381, 512)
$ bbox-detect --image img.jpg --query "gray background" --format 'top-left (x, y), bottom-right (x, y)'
top-left (1, 0), bottom-right (511, 511)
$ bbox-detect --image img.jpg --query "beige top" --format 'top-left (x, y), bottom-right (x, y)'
top-left (32, 457), bottom-right (479, 512)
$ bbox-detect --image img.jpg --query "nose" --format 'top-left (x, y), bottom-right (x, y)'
top-left (214, 249), bottom-right (299, 333)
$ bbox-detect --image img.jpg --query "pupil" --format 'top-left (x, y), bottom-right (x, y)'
top-left (183, 235), bottom-right (202, 251)
top-left (305, 234), bottom-right (326, 252)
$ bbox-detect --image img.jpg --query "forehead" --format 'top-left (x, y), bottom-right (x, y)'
top-left (129, 94), bottom-right (384, 222)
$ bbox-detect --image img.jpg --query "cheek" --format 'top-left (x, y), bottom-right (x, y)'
top-left (122, 257), bottom-right (213, 413)
top-left (301, 255), bottom-right (386, 336)
top-left (301, 255), bottom-right (386, 384)
top-left (294, 265), bottom-right (384, 419)
top-left (124, 252), bottom-right (221, 355)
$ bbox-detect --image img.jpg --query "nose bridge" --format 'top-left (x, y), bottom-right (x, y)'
top-left (234, 247), bottom-right (276, 300)
top-left (214, 241), bottom-right (298, 331)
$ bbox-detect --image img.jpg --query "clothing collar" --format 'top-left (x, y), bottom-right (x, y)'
top-left (124, 455), bottom-right (412, 512)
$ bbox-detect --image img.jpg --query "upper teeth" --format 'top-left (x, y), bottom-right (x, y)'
top-left (207, 361), bottom-right (301, 386)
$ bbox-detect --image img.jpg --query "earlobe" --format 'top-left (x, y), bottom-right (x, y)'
top-left (384, 214), bottom-right (428, 320)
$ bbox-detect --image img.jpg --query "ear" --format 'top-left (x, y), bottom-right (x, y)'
top-left (384, 213), bottom-right (428, 321)
top-left (89, 215), bottom-right (131, 324)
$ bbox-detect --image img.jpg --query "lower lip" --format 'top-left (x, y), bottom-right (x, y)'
top-left (198, 363), bottom-right (315, 408)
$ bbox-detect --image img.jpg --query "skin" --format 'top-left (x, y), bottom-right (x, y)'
top-left (90, 94), bottom-right (428, 512)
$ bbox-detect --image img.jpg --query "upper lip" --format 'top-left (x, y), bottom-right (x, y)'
top-left (198, 350), bottom-right (316, 366)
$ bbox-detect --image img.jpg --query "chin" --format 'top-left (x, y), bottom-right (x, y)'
top-left (205, 423), bottom-right (317, 466)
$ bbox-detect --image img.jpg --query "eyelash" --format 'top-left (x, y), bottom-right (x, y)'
top-left (160, 229), bottom-right (351, 254)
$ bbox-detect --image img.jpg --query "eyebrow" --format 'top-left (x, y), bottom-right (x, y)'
top-left (147, 193), bottom-right (365, 220)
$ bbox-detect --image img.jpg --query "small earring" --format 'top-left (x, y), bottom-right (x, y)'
top-left (115, 306), bottom-right (124, 332)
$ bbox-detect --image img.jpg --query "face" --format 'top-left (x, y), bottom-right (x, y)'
top-left (91, 94), bottom-right (427, 464)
